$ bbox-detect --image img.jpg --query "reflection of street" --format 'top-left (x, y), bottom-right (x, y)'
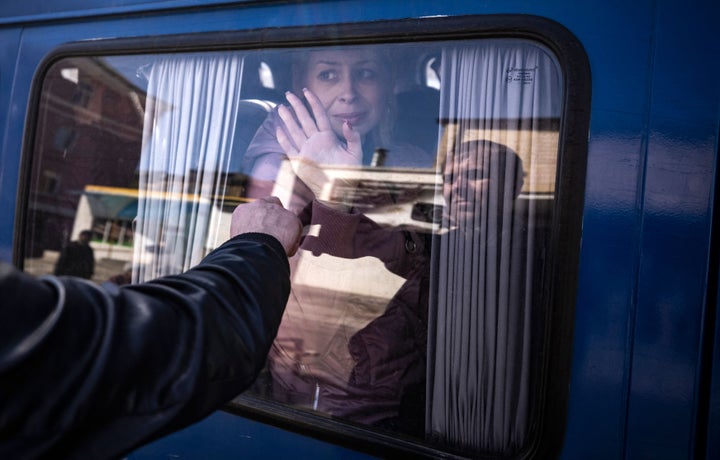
top-left (271, 249), bottom-right (404, 388)
top-left (24, 251), bottom-right (128, 284)
top-left (288, 283), bottom-right (389, 337)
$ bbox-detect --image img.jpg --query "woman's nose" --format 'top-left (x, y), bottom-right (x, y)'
top-left (337, 76), bottom-right (358, 102)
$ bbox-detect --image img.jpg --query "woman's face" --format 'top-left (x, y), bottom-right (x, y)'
top-left (302, 49), bottom-right (390, 139)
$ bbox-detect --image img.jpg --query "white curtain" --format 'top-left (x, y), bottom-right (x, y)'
top-left (133, 53), bottom-right (243, 282)
top-left (427, 39), bottom-right (562, 453)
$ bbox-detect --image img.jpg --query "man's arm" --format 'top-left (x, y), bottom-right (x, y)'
top-left (0, 197), bottom-right (301, 460)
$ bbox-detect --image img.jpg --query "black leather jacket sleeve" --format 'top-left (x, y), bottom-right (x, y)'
top-left (0, 233), bottom-right (290, 460)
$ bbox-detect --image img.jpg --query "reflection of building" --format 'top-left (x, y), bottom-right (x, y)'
top-left (73, 184), bottom-right (247, 263)
top-left (72, 185), bottom-right (138, 262)
top-left (25, 58), bottom-right (145, 257)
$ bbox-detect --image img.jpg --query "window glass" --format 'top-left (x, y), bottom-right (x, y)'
top-left (23, 38), bottom-right (562, 456)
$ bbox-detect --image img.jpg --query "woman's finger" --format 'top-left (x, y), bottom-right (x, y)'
top-left (277, 104), bottom-right (307, 150)
top-left (276, 126), bottom-right (299, 157)
top-left (342, 121), bottom-right (363, 163)
top-left (285, 91), bottom-right (319, 138)
top-left (303, 88), bottom-right (333, 132)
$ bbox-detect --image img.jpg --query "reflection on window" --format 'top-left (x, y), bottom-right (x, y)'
top-left (24, 38), bottom-right (561, 456)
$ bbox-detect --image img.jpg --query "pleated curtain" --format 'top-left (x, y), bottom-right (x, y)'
top-left (427, 39), bottom-right (562, 453)
top-left (133, 53), bottom-right (243, 282)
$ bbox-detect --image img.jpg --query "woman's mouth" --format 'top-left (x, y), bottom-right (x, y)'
top-left (334, 112), bottom-right (367, 125)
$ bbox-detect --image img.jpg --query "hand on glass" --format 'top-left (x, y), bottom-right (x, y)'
top-left (276, 88), bottom-right (362, 199)
top-left (230, 196), bottom-right (303, 257)
top-left (277, 88), bottom-right (362, 165)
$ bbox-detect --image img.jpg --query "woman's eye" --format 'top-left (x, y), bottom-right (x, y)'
top-left (317, 70), bottom-right (338, 81)
top-left (357, 68), bottom-right (377, 80)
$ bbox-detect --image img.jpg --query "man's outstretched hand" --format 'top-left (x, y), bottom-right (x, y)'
top-left (230, 196), bottom-right (303, 256)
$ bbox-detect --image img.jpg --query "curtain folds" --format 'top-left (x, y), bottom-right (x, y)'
top-left (133, 54), bottom-right (243, 282)
top-left (427, 40), bottom-right (561, 453)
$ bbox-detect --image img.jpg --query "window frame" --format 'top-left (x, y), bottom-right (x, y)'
top-left (17, 14), bottom-right (590, 460)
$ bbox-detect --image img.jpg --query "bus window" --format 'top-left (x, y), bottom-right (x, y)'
top-left (22, 36), bottom-right (563, 457)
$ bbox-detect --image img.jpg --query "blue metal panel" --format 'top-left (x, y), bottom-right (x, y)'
top-left (561, 112), bottom-right (646, 460)
top-left (0, 0), bottom-right (258, 25)
top-left (128, 411), bottom-right (378, 460)
top-left (0, 27), bottom-right (23, 262)
top-left (559, 3), bottom-right (653, 459)
top-left (626, 0), bottom-right (720, 458)
top-left (707, 233), bottom-right (720, 459)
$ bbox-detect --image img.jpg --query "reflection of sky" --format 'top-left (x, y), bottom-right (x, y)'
top-left (101, 55), bottom-right (153, 93)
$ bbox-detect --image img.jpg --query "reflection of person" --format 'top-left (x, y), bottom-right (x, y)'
top-left (54, 229), bottom-right (95, 279)
top-left (428, 141), bottom-right (528, 446)
top-left (0, 197), bottom-right (302, 460)
top-left (346, 140), bottom-right (525, 434)
top-left (241, 47), bottom-right (434, 428)
top-left (264, 204), bottom-right (430, 430)
top-left (442, 139), bottom-right (524, 231)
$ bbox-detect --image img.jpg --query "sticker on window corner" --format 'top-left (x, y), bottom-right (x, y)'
top-left (506, 67), bottom-right (536, 84)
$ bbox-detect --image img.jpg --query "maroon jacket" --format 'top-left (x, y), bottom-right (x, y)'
top-left (267, 201), bottom-right (429, 426)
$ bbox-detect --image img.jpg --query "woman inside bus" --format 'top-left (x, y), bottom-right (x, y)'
top-left (240, 46), bottom-right (434, 433)
top-left (241, 46), bottom-right (434, 212)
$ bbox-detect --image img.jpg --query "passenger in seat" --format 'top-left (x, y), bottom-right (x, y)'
top-left (241, 45), bottom-right (435, 213)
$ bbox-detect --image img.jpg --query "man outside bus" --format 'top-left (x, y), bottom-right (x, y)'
top-left (0, 197), bottom-right (302, 460)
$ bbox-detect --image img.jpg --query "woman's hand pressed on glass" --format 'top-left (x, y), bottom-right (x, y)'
top-left (276, 88), bottom-right (362, 166)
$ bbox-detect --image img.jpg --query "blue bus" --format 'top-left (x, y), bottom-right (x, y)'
top-left (0, 1), bottom-right (718, 459)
